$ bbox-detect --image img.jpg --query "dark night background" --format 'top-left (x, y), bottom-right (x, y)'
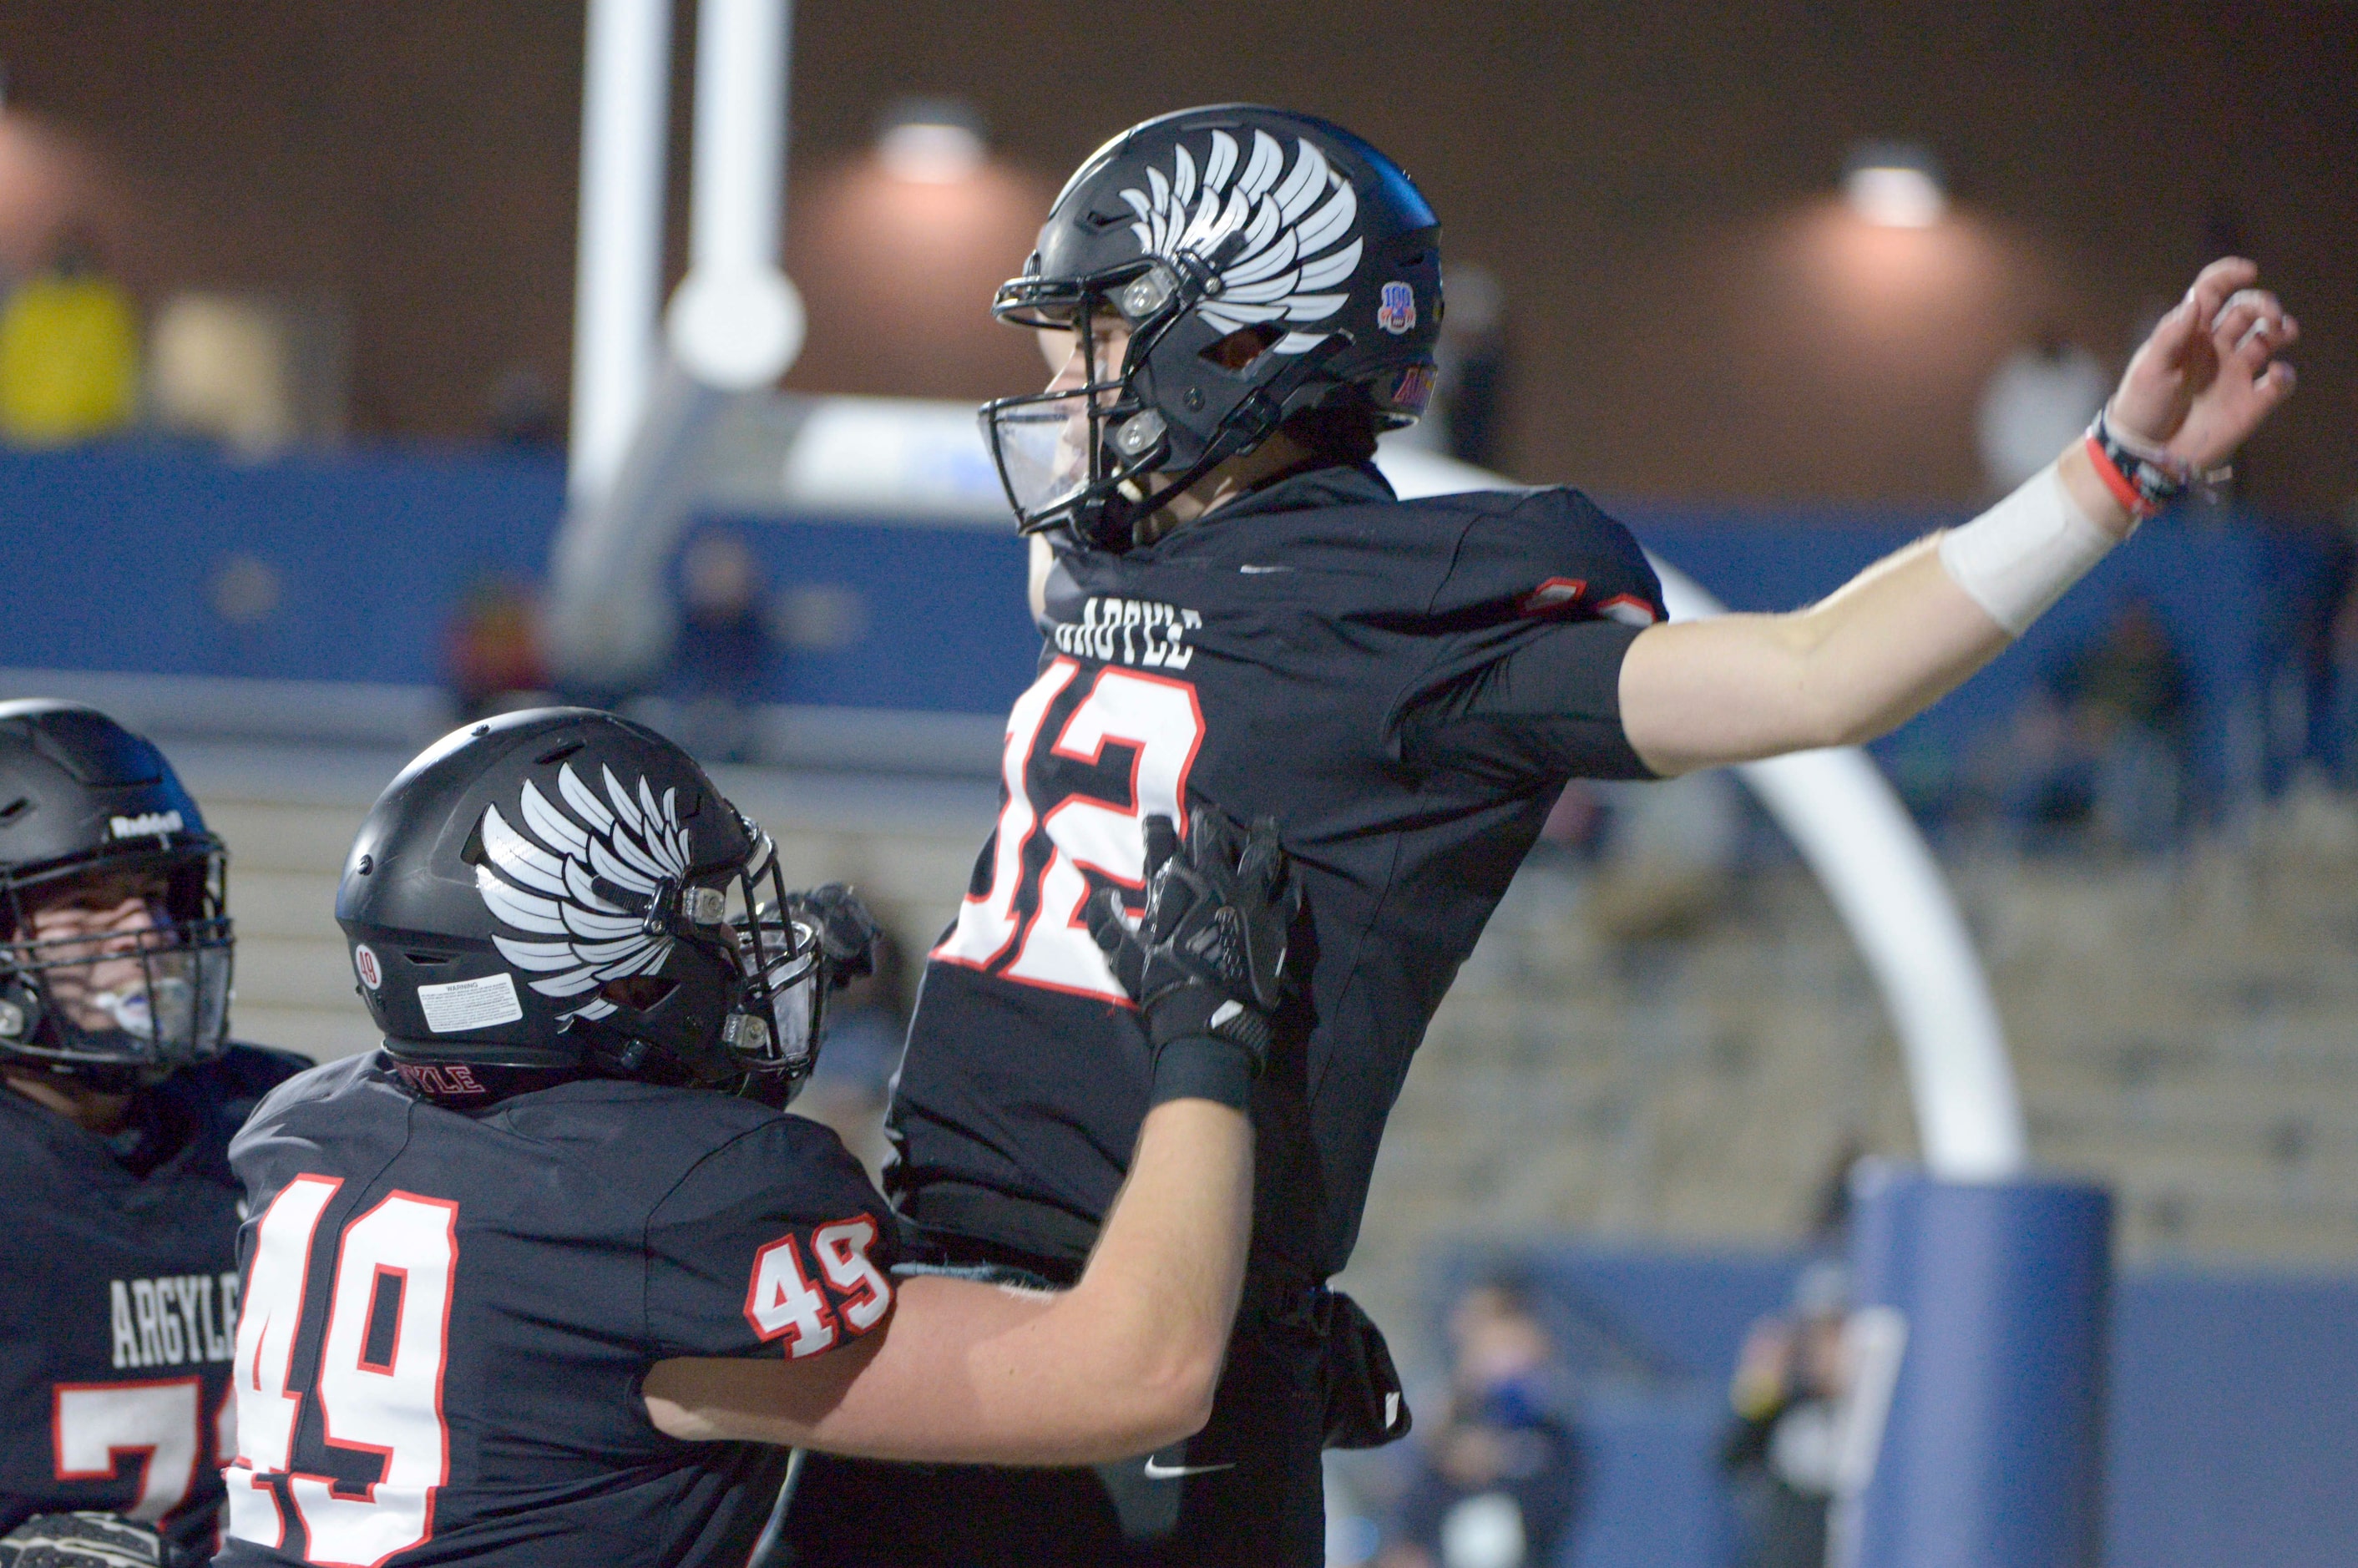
top-left (0, 1), bottom-right (2349, 510)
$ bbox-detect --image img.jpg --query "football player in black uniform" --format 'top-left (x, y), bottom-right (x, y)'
top-left (214, 707), bottom-right (1296, 1568)
top-left (0, 701), bottom-right (308, 1566)
top-left (784, 105), bottom-right (2299, 1565)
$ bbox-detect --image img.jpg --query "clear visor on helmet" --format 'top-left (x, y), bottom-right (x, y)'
top-left (725, 910), bottom-right (826, 1079)
top-left (1, 878), bottom-right (234, 1071)
top-left (980, 268), bottom-right (1181, 537)
top-left (701, 824), bottom-right (829, 1092)
top-left (979, 388), bottom-right (1105, 528)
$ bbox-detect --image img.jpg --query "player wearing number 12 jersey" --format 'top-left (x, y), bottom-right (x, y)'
top-left (787, 104), bottom-right (2303, 1565)
top-left (216, 708), bottom-right (1293, 1568)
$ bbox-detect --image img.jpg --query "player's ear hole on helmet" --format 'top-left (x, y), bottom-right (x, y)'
top-left (1280, 399), bottom-right (1380, 467)
top-left (599, 974), bottom-right (679, 1013)
top-left (1201, 324), bottom-right (1284, 374)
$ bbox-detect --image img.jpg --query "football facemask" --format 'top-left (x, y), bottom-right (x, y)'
top-left (721, 903), bottom-right (827, 1086)
top-left (979, 275), bottom-right (1180, 544)
top-left (0, 849), bottom-right (234, 1077)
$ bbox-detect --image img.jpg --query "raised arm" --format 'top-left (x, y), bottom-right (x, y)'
top-left (1619, 258), bottom-right (2298, 776)
top-left (644, 809), bottom-right (1298, 1465)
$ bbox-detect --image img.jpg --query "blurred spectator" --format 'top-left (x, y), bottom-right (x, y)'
top-left (1805, 1136), bottom-right (1866, 1243)
top-left (148, 291), bottom-right (348, 454)
top-left (1722, 1261), bottom-right (1850, 1568)
top-left (0, 225), bottom-right (139, 446)
top-left (1976, 321), bottom-right (2107, 495)
top-left (2000, 595), bottom-right (2191, 850)
top-left (796, 928), bottom-right (908, 1179)
top-left (2314, 502), bottom-right (2358, 788)
top-left (488, 363), bottom-right (559, 447)
top-left (673, 531), bottom-right (776, 762)
top-left (1380, 1276), bottom-right (1581, 1568)
top-left (443, 574), bottom-right (551, 724)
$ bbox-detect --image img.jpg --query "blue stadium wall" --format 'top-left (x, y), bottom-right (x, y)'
top-left (0, 443), bottom-right (2330, 802)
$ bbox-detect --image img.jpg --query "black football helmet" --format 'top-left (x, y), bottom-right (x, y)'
top-left (337, 708), bottom-right (850, 1101)
top-left (0, 701), bottom-right (233, 1085)
top-left (980, 104), bottom-right (1443, 550)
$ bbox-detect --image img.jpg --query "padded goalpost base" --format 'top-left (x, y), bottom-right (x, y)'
top-left (1840, 1168), bottom-right (2113, 1568)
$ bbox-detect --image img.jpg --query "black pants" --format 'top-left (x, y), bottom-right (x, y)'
top-left (781, 1289), bottom-right (1329, 1566)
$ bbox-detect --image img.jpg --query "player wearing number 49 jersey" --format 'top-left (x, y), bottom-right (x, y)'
top-left (789, 104), bottom-right (2300, 1565)
top-left (217, 708), bottom-right (1294, 1568)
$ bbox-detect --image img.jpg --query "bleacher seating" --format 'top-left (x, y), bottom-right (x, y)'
top-left (1338, 788), bottom-right (2358, 1373)
top-left (197, 738), bottom-right (2358, 1389)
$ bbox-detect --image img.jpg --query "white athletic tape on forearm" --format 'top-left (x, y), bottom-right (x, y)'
top-left (1937, 463), bottom-right (2118, 637)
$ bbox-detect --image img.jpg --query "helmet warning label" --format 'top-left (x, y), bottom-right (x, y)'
top-left (417, 970), bottom-right (524, 1034)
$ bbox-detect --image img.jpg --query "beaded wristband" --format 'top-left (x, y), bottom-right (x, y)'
top-left (2085, 408), bottom-right (2189, 520)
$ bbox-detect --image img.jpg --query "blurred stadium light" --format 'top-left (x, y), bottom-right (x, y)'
top-left (875, 97), bottom-right (987, 185)
top-left (1844, 142), bottom-right (1947, 230)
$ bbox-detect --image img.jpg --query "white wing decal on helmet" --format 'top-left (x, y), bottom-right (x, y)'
top-left (473, 762), bottom-right (693, 1024)
top-left (1121, 129), bottom-right (1363, 355)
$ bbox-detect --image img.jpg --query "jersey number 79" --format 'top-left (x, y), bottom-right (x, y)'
top-left (934, 658), bottom-right (1205, 1003)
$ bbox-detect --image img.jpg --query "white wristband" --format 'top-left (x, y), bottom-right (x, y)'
top-left (1936, 462), bottom-right (2118, 637)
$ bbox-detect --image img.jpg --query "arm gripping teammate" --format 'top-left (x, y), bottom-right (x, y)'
top-left (645, 808), bottom-right (1298, 1465)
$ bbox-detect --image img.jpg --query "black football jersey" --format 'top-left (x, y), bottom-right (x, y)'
top-left (214, 1052), bottom-right (897, 1568)
top-left (0, 1044), bottom-right (306, 1559)
top-left (890, 463), bottom-right (1666, 1279)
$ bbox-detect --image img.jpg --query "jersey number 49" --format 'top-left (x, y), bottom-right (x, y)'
top-left (222, 1176), bottom-right (454, 1567)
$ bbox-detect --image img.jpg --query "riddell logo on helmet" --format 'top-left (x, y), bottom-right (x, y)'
top-left (107, 810), bottom-right (183, 838)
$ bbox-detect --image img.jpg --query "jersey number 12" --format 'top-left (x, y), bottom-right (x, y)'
top-left (934, 658), bottom-right (1205, 1002)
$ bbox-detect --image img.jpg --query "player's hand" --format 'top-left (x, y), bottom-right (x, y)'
top-left (1085, 806), bottom-right (1300, 1074)
top-left (0, 1512), bottom-right (183, 1568)
top-left (2107, 256), bottom-right (2298, 474)
top-left (780, 883), bottom-right (881, 991)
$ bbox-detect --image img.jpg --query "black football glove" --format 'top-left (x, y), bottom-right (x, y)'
top-left (780, 883), bottom-right (882, 991)
top-left (0, 1512), bottom-right (183, 1568)
top-left (1085, 806), bottom-right (1300, 1110)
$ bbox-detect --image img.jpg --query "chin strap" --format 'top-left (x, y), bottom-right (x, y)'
top-left (1096, 338), bottom-right (1357, 549)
